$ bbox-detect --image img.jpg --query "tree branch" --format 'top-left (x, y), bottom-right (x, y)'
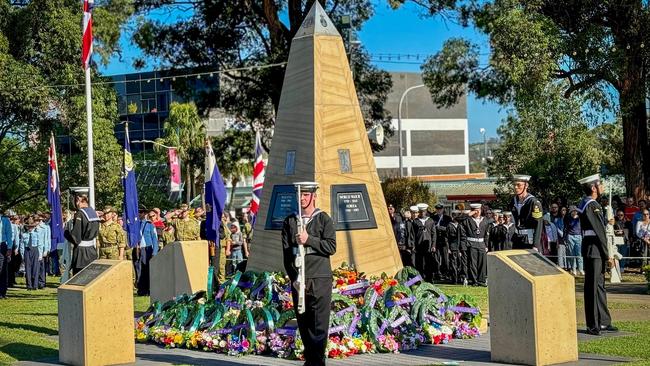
top-left (563, 74), bottom-right (603, 97)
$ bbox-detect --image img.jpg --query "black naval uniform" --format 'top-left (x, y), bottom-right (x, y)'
top-left (488, 222), bottom-right (508, 251)
top-left (64, 207), bottom-right (100, 275)
top-left (282, 209), bottom-right (336, 366)
top-left (413, 215), bottom-right (436, 281)
top-left (447, 220), bottom-right (464, 284)
top-left (577, 197), bottom-right (613, 333)
top-left (432, 212), bottom-right (452, 280)
top-left (510, 194), bottom-right (544, 251)
top-left (460, 216), bottom-right (490, 286)
top-left (503, 222), bottom-right (515, 250)
top-left (399, 217), bottom-right (415, 268)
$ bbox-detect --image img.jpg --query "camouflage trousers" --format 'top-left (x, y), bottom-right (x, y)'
top-left (98, 246), bottom-right (119, 260)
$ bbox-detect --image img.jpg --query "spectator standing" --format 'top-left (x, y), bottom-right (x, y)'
top-left (133, 208), bottom-right (158, 296)
top-left (624, 197), bottom-right (639, 222)
top-left (20, 217), bottom-right (42, 290)
top-left (542, 213), bottom-right (559, 262)
top-left (0, 212), bottom-right (13, 298)
top-left (635, 209), bottom-right (650, 271)
top-left (631, 200), bottom-right (647, 234)
top-left (564, 206), bottom-right (584, 275)
top-left (225, 222), bottom-right (248, 274)
top-left (550, 203), bottom-right (566, 269)
top-left (613, 209), bottom-right (630, 272)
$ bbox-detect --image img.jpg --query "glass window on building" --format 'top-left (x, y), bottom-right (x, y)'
top-left (117, 95), bottom-right (127, 115)
top-left (127, 114), bottom-right (143, 131)
top-left (156, 92), bottom-right (169, 112)
top-left (112, 75), bottom-right (126, 96)
top-left (143, 113), bottom-right (159, 130)
top-left (141, 93), bottom-right (156, 113)
top-left (156, 74), bottom-right (171, 91)
top-left (126, 94), bottom-right (141, 114)
top-left (410, 130), bottom-right (465, 156)
top-left (140, 72), bottom-right (156, 93)
top-left (126, 73), bottom-right (140, 94)
top-left (143, 129), bottom-right (161, 140)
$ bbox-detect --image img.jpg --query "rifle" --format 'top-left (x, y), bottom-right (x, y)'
top-left (294, 184), bottom-right (306, 314)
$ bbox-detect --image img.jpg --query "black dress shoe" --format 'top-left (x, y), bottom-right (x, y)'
top-left (600, 324), bottom-right (619, 332)
top-left (586, 327), bottom-right (601, 335)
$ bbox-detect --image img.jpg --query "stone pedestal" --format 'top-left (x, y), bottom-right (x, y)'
top-left (487, 250), bottom-right (578, 366)
top-left (149, 240), bottom-right (209, 303)
top-left (58, 260), bottom-right (134, 366)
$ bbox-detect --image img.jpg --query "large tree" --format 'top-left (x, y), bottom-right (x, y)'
top-left (132, 0), bottom-right (393, 151)
top-left (390, 0), bottom-right (649, 198)
top-left (0, 0), bottom-right (133, 211)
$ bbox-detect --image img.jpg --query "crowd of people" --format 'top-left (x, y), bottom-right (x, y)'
top-left (0, 194), bottom-right (253, 299)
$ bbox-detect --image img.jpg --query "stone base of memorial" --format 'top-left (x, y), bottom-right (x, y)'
top-left (58, 260), bottom-right (134, 366)
top-left (488, 250), bottom-right (578, 366)
top-left (150, 240), bottom-right (209, 303)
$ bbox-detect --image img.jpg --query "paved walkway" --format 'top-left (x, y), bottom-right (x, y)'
top-left (17, 330), bottom-right (631, 366)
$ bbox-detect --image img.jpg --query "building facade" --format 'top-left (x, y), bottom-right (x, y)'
top-left (373, 72), bottom-right (469, 179)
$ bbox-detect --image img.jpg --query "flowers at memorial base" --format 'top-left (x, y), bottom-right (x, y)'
top-left (376, 334), bottom-right (400, 353)
top-left (422, 323), bottom-right (453, 344)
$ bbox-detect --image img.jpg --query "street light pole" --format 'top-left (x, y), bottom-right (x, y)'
top-left (480, 128), bottom-right (487, 174)
top-left (398, 84), bottom-right (425, 177)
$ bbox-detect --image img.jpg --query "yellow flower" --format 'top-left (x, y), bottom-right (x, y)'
top-left (174, 334), bottom-right (183, 344)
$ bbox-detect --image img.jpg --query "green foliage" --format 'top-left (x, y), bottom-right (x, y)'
top-left (488, 82), bottom-right (612, 203)
top-left (381, 177), bottom-right (436, 212)
top-left (402, 0), bottom-right (650, 197)
top-left (157, 102), bottom-right (206, 202)
top-left (0, 0), bottom-right (133, 211)
top-left (132, 0), bottom-right (393, 152)
top-left (211, 128), bottom-right (255, 210)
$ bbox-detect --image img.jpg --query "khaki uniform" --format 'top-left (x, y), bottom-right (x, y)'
top-left (98, 221), bottom-right (126, 259)
top-left (161, 228), bottom-right (176, 248)
top-left (217, 222), bottom-right (231, 283)
top-left (174, 219), bottom-right (200, 241)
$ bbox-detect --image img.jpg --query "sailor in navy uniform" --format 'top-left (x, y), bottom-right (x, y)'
top-left (510, 175), bottom-right (544, 251)
top-left (64, 193), bottom-right (100, 275)
top-left (447, 210), bottom-right (464, 284)
top-left (460, 203), bottom-right (490, 286)
top-left (502, 211), bottom-right (515, 250)
top-left (577, 174), bottom-right (617, 336)
top-left (281, 182), bottom-right (336, 366)
top-left (413, 203), bottom-right (436, 281)
top-left (431, 204), bottom-right (452, 280)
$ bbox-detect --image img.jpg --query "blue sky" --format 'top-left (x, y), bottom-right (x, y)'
top-left (100, 1), bottom-right (509, 143)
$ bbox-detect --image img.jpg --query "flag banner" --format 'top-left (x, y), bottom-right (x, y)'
top-left (122, 126), bottom-right (141, 248)
top-left (47, 134), bottom-right (65, 249)
top-left (168, 148), bottom-right (182, 192)
top-left (81, 0), bottom-right (94, 69)
top-left (204, 139), bottom-right (227, 243)
top-left (250, 131), bottom-right (265, 225)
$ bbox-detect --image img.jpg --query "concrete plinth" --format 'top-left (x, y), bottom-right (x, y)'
top-left (487, 250), bottom-right (578, 365)
top-left (149, 240), bottom-right (209, 303)
top-left (58, 259), bottom-right (134, 366)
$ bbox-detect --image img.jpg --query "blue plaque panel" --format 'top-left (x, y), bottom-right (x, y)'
top-left (265, 185), bottom-right (298, 230)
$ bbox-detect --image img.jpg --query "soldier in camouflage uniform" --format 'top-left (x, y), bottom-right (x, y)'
top-left (98, 207), bottom-right (126, 260)
top-left (173, 209), bottom-right (200, 241)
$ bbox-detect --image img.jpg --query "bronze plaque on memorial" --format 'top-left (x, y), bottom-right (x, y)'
top-left (66, 263), bottom-right (112, 286)
top-left (265, 185), bottom-right (298, 230)
top-left (330, 184), bottom-right (377, 230)
top-left (508, 253), bottom-right (562, 276)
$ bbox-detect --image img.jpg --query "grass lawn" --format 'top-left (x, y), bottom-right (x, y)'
top-left (0, 277), bottom-right (150, 365)
top-left (0, 276), bottom-right (647, 365)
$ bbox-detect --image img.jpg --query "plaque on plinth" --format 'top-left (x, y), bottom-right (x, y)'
top-left (149, 240), bottom-right (208, 303)
top-left (488, 250), bottom-right (578, 366)
top-left (58, 260), bottom-right (134, 366)
top-left (247, 1), bottom-right (402, 277)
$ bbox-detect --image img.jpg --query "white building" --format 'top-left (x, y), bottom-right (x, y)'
top-left (373, 72), bottom-right (469, 179)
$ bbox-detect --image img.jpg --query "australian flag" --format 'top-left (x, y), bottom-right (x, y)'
top-left (47, 133), bottom-right (64, 248)
top-left (250, 130), bottom-right (265, 225)
top-left (204, 139), bottom-right (227, 242)
top-left (122, 125), bottom-right (141, 248)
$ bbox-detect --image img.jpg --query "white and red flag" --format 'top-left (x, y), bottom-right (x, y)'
top-left (81, 0), bottom-right (93, 69)
top-left (250, 131), bottom-right (265, 225)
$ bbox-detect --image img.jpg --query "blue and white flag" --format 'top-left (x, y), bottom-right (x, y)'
top-left (204, 139), bottom-right (227, 242)
top-left (47, 133), bottom-right (64, 248)
top-left (122, 125), bottom-right (141, 248)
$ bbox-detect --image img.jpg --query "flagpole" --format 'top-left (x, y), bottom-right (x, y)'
top-left (85, 65), bottom-right (95, 208)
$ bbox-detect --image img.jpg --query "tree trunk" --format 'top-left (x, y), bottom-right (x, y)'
top-left (228, 177), bottom-right (240, 212)
top-left (185, 162), bottom-right (192, 203)
top-left (618, 65), bottom-right (649, 200)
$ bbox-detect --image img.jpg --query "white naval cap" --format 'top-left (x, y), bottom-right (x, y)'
top-left (451, 210), bottom-right (461, 215)
top-left (502, 211), bottom-right (512, 216)
top-left (462, 210), bottom-right (470, 214)
top-left (293, 181), bottom-right (319, 192)
top-left (578, 173), bottom-right (601, 185)
top-left (512, 174), bottom-right (531, 182)
top-left (493, 209), bottom-right (502, 214)
top-left (469, 203), bottom-right (482, 210)
top-left (409, 205), bottom-right (419, 212)
top-left (417, 203), bottom-right (429, 211)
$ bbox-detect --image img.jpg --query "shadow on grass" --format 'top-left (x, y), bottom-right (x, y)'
top-left (0, 342), bottom-right (57, 362)
top-left (0, 321), bottom-right (58, 336)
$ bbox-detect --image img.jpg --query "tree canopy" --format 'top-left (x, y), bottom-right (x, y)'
top-left (391, 0), bottom-right (649, 198)
top-left (132, 0), bottom-right (394, 152)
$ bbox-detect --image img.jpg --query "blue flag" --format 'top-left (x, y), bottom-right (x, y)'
top-left (47, 134), bottom-right (64, 249)
top-left (122, 125), bottom-right (141, 248)
top-left (204, 139), bottom-right (227, 242)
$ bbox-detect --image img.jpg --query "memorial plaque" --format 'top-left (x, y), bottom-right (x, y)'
top-left (265, 185), bottom-right (298, 230)
top-left (330, 184), bottom-right (377, 230)
top-left (66, 263), bottom-right (111, 286)
top-left (508, 253), bottom-right (562, 276)
top-left (338, 149), bottom-right (351, 173)
top-left (284, 150), bottom-right (296, 175)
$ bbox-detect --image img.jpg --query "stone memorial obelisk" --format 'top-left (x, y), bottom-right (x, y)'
top-left (247, 2), bottom-right (402, 277)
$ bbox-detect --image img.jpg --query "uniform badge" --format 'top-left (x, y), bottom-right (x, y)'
top-left (532, 206), bottom-right (543, 219)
